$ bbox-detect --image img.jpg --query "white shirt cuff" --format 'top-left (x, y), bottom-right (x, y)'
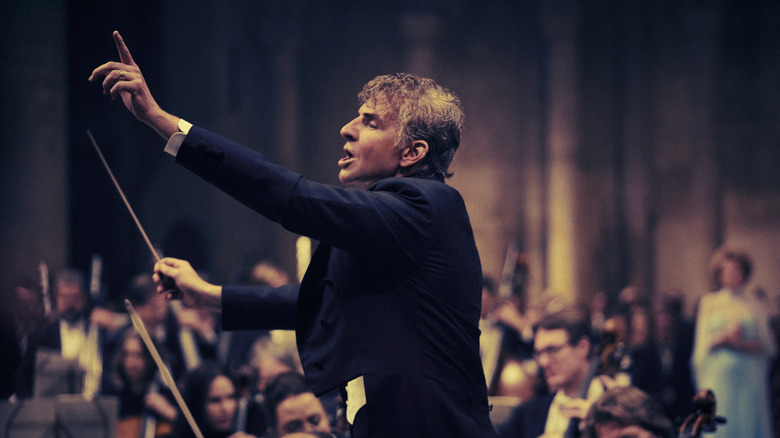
top-left (164, 118), bottom-right (193, 156)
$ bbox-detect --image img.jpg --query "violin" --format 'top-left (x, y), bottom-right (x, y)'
top-left (39, 261), bottom-right (52, 317)
top-left (115, 373), bottom-right (174, 438)
top-left (562, 315), bottom-right (628, 438)
top-left (82, 253), bottom-right (105, 399)
top-left (490, 244), bottom-right (534, 397)
top-left (596, 316), bottom-right (629, 378)
top-left (169, 300), bottom-right (202, 372)
top-left (677, 389), bottom-right (726, 438)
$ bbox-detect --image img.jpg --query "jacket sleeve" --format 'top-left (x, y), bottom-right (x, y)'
top-left (221, 283), bottom-right (299, 331)
top-left (175, 126), bottom-right (438, 264)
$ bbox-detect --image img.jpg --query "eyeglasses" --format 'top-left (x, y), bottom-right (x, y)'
top-left (533, 343), bottom-right (570, 360)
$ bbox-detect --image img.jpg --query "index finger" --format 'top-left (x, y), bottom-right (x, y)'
top-left (113, 30), bottom-right (136, 66)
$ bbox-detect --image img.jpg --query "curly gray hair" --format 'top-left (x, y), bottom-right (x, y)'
top-left (358, 73), bottom-right (464, 179)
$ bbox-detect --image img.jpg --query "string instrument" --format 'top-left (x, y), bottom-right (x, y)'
top-left (169, 299), bottom-right (202, 372)
top-left (595, 316), bottom-right (629, 378)
top-left (115, 373), bottom-right (174, 438)
top-left (82, 253), bottom-right (105, 399)
top-left (489, 243), bottom-right (528, 396)
top-left (39, 261), bottom-right (52, 317)
top-left (140, 373), bottom-right (173, 438)
top-left (677, 389), bottom-right (725, 438)
top-left (88, 132), bottom-right (203, 438)
top-left (562, 315), bottom-right (627, 438)
top-left (233, 393), bottom-right (250, 434)
top-left (232, 365), bottom-right (255, 433)
top-left (125, 300), bottom-right (204, 438)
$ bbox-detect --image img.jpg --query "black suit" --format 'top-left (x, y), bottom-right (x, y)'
top-left (497, 393), bottom-right (555, 438)
top-left (25, 316), bottom-right (88, 396)
top-left (174, 126), bottom-right (497, 437)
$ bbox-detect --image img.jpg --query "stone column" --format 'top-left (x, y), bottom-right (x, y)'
top-left (0, 0), bottom-right (69, 287)
top-left (652, 4), bottom-right (722, 309)
top-left (541, 0), bottom-right (583, 302)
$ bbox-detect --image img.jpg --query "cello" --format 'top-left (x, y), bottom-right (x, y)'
top-left (115, 374), bottom-right (176, 438)
top-left (114, 341), bottom-right (175, 438)
top-left (677, 389), bottom-right (725, 438)
top-left (490, 244), bottom-right (537, 398)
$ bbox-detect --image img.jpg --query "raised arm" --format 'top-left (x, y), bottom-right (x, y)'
top-left (88, 31), bottom-right (180, 139)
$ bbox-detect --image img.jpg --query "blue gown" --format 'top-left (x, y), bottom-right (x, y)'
top-left (692, 289), bottom-right (775, 438)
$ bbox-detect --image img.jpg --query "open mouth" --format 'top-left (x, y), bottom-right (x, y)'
top-left (338, 149), bottom-right (355, 168)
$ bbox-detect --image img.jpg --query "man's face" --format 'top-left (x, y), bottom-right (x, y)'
top-left (56, 281), bottom-right (86, 322)
top-left (136, 292), bottom-right (168, 329)
top-left (533, 328), bottom-right (589, 395)
top-left (338, 100), bottom-right (403, 189)
top-left (275, 392), bottom-right (331, 436)
top-left (594, 422), bottom-right (658, 438)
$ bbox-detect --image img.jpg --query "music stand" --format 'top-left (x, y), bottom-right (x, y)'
top-left (0, 398), bottom-right (57, 438)
top-left (56, 394), bottom-right (118, 438)
top-left (33, 349), bottom-right (83, 397)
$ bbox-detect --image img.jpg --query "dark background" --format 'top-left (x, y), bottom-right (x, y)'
top-left (2, 0), bottom-right (779, 313)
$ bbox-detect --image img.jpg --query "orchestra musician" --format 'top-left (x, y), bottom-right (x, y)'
top-left (34, 269), bottom-right (90, 361)
top-left (101, 273), bottom-right (217, 387)
top-left (171, 362), bottom-right (261, 438)
top-left (3, 275), bottom-right (45, 398)
top-left (109, 327), bottom-right (178, 438)
top-left (498, 308), bottom-right (617, 438)
top-left (481, 251), bottom-right (542, 402)
top-left (583, 386), bottom-right (674, 438)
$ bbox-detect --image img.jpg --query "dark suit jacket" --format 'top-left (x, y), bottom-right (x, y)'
top-left (26, 316), bottom-right (87, 396)
top-left (175, 126), bottom-right (496, 436)
top-left (34, 316), bottom-right (68, 351)
top-left (497, 393), bottom-right (555, 438)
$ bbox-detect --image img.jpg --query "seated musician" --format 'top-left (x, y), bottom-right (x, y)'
top-left (108, 327), bottom-right (177, 438)
top-left (171, 362), bottom-right (263, 438)
top-left (498, 308), bottom-right (616, 438)
top-left (583, 386), bottom-right (674, 438)
top-left (263, 372), bottom-right (334, 437)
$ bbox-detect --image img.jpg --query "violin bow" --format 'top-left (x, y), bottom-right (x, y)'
top-left (126, 299), bottom-right (204, 438)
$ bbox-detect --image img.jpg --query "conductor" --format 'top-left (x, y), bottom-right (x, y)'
top-left (90, 31), bottom-right (497, 437)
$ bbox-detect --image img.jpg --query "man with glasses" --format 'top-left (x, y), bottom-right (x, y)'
top-left (498, 308), bottom-right (612, 438)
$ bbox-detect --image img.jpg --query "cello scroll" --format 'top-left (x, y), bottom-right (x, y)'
top-left (677, 389), bottom-right (726, 438)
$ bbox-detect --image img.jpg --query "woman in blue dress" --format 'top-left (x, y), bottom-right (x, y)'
top-left (692, 247), bottom-right (776, 438)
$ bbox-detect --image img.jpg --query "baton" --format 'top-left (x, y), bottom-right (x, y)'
top-left (86, 129), bottom-right (179, 295)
